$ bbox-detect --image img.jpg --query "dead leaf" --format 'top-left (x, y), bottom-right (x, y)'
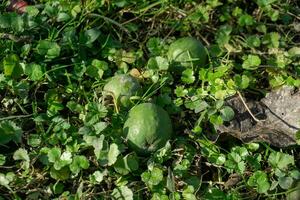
top-left (218, 86), bottom-right (300, 147)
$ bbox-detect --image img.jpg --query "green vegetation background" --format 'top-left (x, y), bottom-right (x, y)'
top-left (0, 0), bottom-right (299, 199)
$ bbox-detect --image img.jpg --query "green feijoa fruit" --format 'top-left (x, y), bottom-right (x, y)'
top-left (168, 37), bottom-right (207, 71)
top-left (103, 74), bottom-right (140, 108)
top-left (123, 103), bottom-right (173, 155)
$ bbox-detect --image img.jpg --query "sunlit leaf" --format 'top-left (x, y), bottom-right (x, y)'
top-left (0, 121), bottom-right (22, 145)
top-left (111, 186), bottom-right (133, 200)
top-left (36, 40), bottom-right (61, 59)
top-left (242, 55), bottom-right (261, 70)
top-left (108, 143), bottom-right (120, 166)
top-left (13, 148), bottom-right (29, 162)
top-left (3, 54), bottom-right (23, 78)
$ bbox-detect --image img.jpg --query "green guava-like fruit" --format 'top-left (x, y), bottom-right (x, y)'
top-left (167, 37), bottom-right (207, 70)
top-left (103, 74), bottom-right (140, 108)
top-left (123, 103), bottom-right (173, 155)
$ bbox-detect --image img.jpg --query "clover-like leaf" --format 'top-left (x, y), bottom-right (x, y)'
top-left (86, 59), bottom-right (108, 79)
top-left (108, 143), bottom-right (120, 166)
top-left (57, 12), bottom-right (70, 22)
top-left (247, 171), bottom-right (270, 194)
top-left (175, 86), bottom-right (188, 97)
top-left (25, 63), bottom-right (44, 81)
top-left (0, 121), bottom-right (22, 145)
top-left (54, 151), bottom-right (72, 170)
top-left (3, 54), bottom-right (23, 78)
top-left (90, 170), bottom-right (106, 184)
top-left (36, 40), bottom-right (61, 59)
top-left (111, 186), bottom-right (133, 200)
top-left (84, 135), bottom-right (105, 160)
top-left (50, 166), bottom-right (70, 181)
top-left (263, 32), bottom-right (280, 48)
top-left (13, 148), bottom-right (29, 162)
top-left (220, 106), bottom-right (235, 121)
top-left (141, 167), bottom-right (163, 186)
top-left (268, 152), bottom-right (294, 170)
top-left (238, 14), bottom-right (254, 26)
top-left (69, 155), bottom-right (90, 174)
top-left (242, 55), bottom-right (261, 70)
top-left (181, 68), bottom-right (195, 84)
top-left (82, 28), bottom-right (101, 45)
top-left (147, 37), bottom-right (163, 56)
top-left (84, 102), bottom-right (108, 126)
top-left (114, 154), bottom-right (139, 175)
top-left (182, 185), bottom-right (197, 200)
top-left (209, 114), bottom-right (223, 126)
top-left (0, 154), bottom-right (6, 166)
top-left (278, 176), bottom-right (293, 190)
top-left (0, 173), bottom-right (10, 187)
top-left (246, 35), bottom-right (261, 48)
top-left (155, 56), bottom-right (169, 71)
top-left (48, 147), bottom-right (61, 163)
top-left (234, 74), bottom-right (250, 89)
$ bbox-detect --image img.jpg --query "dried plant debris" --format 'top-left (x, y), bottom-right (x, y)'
top-left (218, 86), bottom-right (300, 147)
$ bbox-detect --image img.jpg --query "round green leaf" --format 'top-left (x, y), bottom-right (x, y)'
top-left (279, 176), bottom-right (294, 190)
top-left (36, 40), bottom-right (61, 59)
top-left (181, 68), bottom-right (195, 84)
top-left (70, 155), bottom-right (90, 174)
top-left (242, 55), bottom-right (261, 70)
top-left (108, 143), bottom-right (120, 166)
top-left (220, 106), bottom-right (235, 121)
top-left (50, 166), bottom-right (70, 181)
top-left (13, 148), bottom-right (29, 161)
top-left (0, 155), bottom-right (6, 166)
top-left (3, 54), bottom-right (23, 78)
top-left (25, 63), bottom-right (44, 81)
top-left (47, 148), bottom-right (61, 163)
top-left (111, 186), bottom-right (133, 200)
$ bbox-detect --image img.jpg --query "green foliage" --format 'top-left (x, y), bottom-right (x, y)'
top-left (36, 40), bottom-right (61, 59)
top-left (181, 68), bottom-right (195, 84)
top-left (142, 167), bottom-right (164, 186)
top-left (0, 0), bottom-right (299, 199)
top-left (247, 171), bottom-right (270, 194)
top-left (0, 121), bottom-right (22, 144)
top-left (225, 146), bottom-right (249, 174)
top-left (3, 54), bottom-right (23, 78)
top-left (242, 55), bottom-right (261, 70)
top-left (111, 186), bottom-right (133, 200)
top-left (0, 154), bottom-right (6, 166)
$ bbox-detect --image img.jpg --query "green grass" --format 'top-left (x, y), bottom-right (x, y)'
top-left (0, 0), bottom-right (300, 199)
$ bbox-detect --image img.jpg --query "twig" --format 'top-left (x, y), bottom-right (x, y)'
top-left (122, 0), bottom-right (165, 25)
top-left (88, 13), bottom-right (130, 34)
top-left (196, 33), bottom-right (210, 46)
top-left (201, 181), bottom-right (225, 185)
top-left (0, 114), bottom-right (33, 121)
top-left (237, 91), bottom-right (262, 123)
top-left (0, 33), bottom-right (32, 42)
top-left (112, 95), bottom-right (119, 114)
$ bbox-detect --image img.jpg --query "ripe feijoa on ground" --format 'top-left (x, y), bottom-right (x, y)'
top-left (103, 74), bottom-right (140, 108)
top-left (167, 37), bottom-right (207, 70)
top-left (123, 103), bottom-right (173, 155)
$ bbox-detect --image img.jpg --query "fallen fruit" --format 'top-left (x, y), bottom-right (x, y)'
top-left (8, 0), bottom-right (28, 14)
top-left (123, 103), bottom-right (173, 155)
top-left (167, 37), bottom-right (207, 71)
top-left (103, 74), bottom-right (140, 108)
